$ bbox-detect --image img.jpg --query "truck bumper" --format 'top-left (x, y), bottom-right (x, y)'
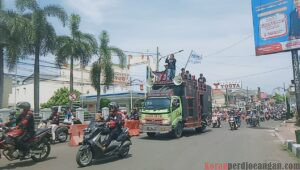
top-left (140, 124), bottom-right (172, 133)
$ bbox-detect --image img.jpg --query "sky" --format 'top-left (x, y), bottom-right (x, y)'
top-left (3, 0), bottom-right (294, 93)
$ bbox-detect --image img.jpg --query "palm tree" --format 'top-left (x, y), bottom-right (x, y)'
top-left (15, 0), bottom-right (68, 113)
top-left (55, 14), bottom-right (97, 109)
top-left (90, 31), bottom-right (126, 111)
top-left (0, 0), bottom-right (28, 108)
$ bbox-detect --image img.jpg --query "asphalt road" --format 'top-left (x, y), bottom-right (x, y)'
top-left (0, 120), bottom-right (298, 170)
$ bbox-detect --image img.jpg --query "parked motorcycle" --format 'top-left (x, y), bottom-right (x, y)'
top-left (38, 120), bottom-right (69, 143)
top-left (76, 121), bottom-right (132, 167)
top-left (0, 126), bottom-right (51, 162)
top-left (228, 116), bottom-right (238, 130)
top-left (212, 116), bottom-right (220, 128)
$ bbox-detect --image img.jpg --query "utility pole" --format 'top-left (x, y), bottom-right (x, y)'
top-left (291, 50), bottom-right (300, 122)
top-left (156, 47), bottom-right (159, 71)
top-left (14, 65), bottom-right (18, 109)
top-left (130, 77), bottom-right (133, 111)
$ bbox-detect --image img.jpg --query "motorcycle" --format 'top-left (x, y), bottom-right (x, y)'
top-left (212, 116), bottom-right (220, 128)
top-left (250, 116), bottom-right (259, 127)
top-left (265, 113), bottom-right (271, 120)
top-left (0, 126), bottom-right (51, 162)
top-left (228, 116), bottom-right (237, 130)
top-left (76, 121), bottom-right (132, 167)
top-left (38, 120), bottom-right (69, 143)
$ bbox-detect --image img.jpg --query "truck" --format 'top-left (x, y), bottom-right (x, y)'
top-left (140, 78), bottom-right (212, 138)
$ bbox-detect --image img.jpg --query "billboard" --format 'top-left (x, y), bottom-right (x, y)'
top-left (252, 0), bottom-right (300, 55)
top-left (212, 81), bottom-right (242, 90)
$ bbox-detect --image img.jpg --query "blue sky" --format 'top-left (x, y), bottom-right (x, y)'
top-left (3, 0), bottom-right (293, 93)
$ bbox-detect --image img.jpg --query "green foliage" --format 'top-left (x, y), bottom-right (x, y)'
top-left (100, 98), bottom-right (111, 109)
top-left (55, 13), bottom-right (97, 68)
top-left (90, 31), bottom-right (127, 110)
top-left (41, 87), bottom-right (81, 108)
top-left (272, 93), bottom-right (285, 104)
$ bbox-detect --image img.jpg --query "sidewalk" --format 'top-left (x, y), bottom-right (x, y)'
top-left (275, 121), bottom-right (298, 143)
top-left (273, 121), bottom-right (300, 158)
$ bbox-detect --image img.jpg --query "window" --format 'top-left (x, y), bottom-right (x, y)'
top-left (172, 98), bottom-right (180, 110)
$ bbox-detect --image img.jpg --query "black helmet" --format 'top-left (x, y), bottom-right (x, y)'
top-left (17, 102), bottom-right (31, 110)
top-left (52, 107), bottom-right (58, 113)
top-left (108, 102), bottom-right (119, 110)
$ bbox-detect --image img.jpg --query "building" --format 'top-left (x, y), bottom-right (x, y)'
top-left (8, 65), bottom-right (130, 109)
top-left (1, 74), bottom-right (12, 108)
top-left (81, 91), bottom-right (145, 113)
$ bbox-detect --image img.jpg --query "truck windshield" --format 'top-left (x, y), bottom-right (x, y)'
top-left (144, 98), bottom-right (170, 110)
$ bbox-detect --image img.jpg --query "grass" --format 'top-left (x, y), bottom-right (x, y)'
top-left (281, 145), bottom-right (300, 163)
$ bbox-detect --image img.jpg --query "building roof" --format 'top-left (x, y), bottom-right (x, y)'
top-left (81, 91), bottom-right (145, 102)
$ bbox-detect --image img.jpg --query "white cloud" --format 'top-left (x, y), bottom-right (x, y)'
top-left (63, 0), bottom-right (118, 29)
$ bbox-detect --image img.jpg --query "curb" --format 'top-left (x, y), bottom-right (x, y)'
top-left (273, 130), bottom-right (300, 158)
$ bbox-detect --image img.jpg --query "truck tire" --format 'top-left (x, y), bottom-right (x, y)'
top-left (195, 124), bottom-right (207, 133)
top-left (147, 132), bottom-right (156, 138)
top-left (172, 123), bottom-right (183, 138)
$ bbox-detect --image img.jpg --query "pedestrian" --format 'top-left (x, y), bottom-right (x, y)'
top-left (165, 54), bottom-right (176, 80)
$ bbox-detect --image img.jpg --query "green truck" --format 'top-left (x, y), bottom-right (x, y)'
top-left (140, 78), bottom-right (212, 138)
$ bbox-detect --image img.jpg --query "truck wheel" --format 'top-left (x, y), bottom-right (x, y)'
top-left (147, 132), bottom-right (156, 138)
top-left (172, 123), bottom-right (183, 138)
top-left (195, 125), bottom-right (206, 133)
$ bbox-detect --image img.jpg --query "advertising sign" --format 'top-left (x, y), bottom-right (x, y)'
top-left (252, 0), bottom-right (300, 55)
top-left (213, 81), bottom-right (242, 90)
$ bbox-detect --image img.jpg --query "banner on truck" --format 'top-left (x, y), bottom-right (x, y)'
top-left (251, 0), bottom-right (300, 55)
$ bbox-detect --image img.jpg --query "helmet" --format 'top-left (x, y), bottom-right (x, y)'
top-left (52, 107), bottom-right (58, 113)
top-left (9, 110), bottom-right (16, 115)
top-left (16, 102), bottom-right (31, 110)
top-left (108, 102), bottom-right (119, 110)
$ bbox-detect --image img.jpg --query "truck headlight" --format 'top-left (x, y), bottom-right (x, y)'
top-left (162, 119), bottom-right (171, 125)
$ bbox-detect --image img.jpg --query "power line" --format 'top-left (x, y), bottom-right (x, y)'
top-left (213, 66), bottom-right (291, 82)
top-left (205, 34), bottom-right (253, 58)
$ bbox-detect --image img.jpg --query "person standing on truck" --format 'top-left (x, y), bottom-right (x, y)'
top-left (180, 68), bottom-right (186, 80)
top-left (165, 54), bottom-right (176, 80)
top-left (198, 73), bottom-right (206, 84)
top-left (160, 64), bottom-right (168, 81)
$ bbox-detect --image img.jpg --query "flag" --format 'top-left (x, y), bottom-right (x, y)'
top-left (189, 51), bottom-right (202, 64)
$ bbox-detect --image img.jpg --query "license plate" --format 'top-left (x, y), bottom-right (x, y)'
top-left (146, 126), bottom-right (157, 131)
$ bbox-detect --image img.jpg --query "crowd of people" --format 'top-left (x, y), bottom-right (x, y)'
top-left (209, 104), bottom-right (290, 128)
top-left (158, 54), bottom-right (206, 84)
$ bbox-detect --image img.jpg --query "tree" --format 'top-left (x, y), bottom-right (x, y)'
top-left (15, 0), bottom-right (68, 113)
top-left (55, 14), bottom-right (97, 109)
top-left (90, 31), bottom-right (126, 111)
top-left (272, 93), bottom-right (285, 104)
top-left (41, 87), bottom-right (81, 108)
top-left (100, 98), bottom-right (111, 109)
top-left (0, 0), bottom-right (28, 108)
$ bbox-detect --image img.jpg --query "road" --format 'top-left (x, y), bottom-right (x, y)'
top-left (0, 120), bottom-right (298, 170)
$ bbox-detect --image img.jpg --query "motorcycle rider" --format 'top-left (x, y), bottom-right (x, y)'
top-left (130, 108), bottom-right (139, 120)
top-left (47, 107), bottom-right (60, 142)
top-left (5, 110), bottom-right (17, 127)
top-left (15, 102), bottom-right (35, 158)
top-left (102, 102), bottom-right (123, 150)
